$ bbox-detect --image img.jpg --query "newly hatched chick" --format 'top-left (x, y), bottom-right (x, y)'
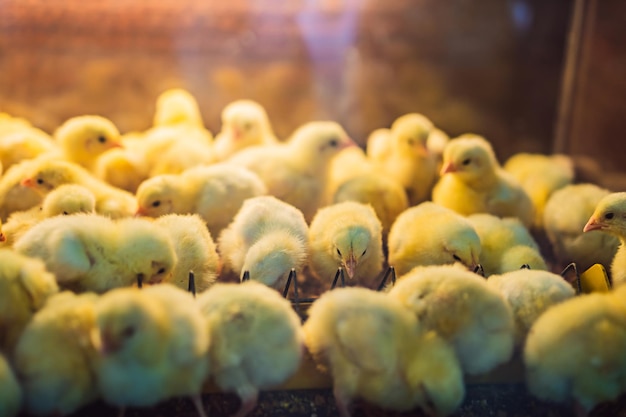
top-left (387, 202), bottom-right (481, 277)
top-left (54, 115), bottom-right (123, 172)
top-left (487, 269), bottom-right (575, 348)
top-left (213, 99), bottom-right (278, 160)
top-left (14, 214), bottom-right (176, 293)
top-left (584, 192), bottom-right (626, 287)
top-left (332, 172), bottom-right (409, 240)
top-left (388, 264), bottom-right (515, 375)
top-left (367, 113), bottom-right (438, 205)
top-left (433, 134), bottom-right (534, 227)
top-left (218, 196), bottom-right (308, 290)
top-left (154, 214), bottom-right (220, 293)
top-left (544, 183), bottom-right (619, 272)
top-left (0, 249), bottom-right (59, 355)
top-left (524, 289), bottom-right (626, 413)
top-left (14, 291), bottom-right (100, 416)
top-left (228, 121), bottom-right (354, 222)
top-left (94, 147), bottom-right (147, 193)
top-left (94, 285), bottom-right (209, 417)
top-left (308, 201), bottom-right (384, 289)
top-left (504, 152), bottom-right (574, 229)
top-left (197, 281), bottom-right (303, 417)
top-left (153, 88), bottom-right (204, 127)
top-left (0, 157), bottom-right (49, 221)
top-left (326, 146), bottom-right (374, 200)
top-left (136, 164), bottom-right (267, 238)
top-left (304, 287), bottom-right (465, 417)
top-left (0, 127), bottom-right (56, 171)
top-left (467, 213), bottom-right (547, 277)
top-left (0, 353), bottom-right (21, 417)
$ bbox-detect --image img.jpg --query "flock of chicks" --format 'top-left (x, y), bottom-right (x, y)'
top-left (1, 88), bottom-right (626, 417)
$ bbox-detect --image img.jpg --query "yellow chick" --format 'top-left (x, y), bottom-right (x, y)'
top-left (0, 249), bottom-right (59, 355)
top-left (584, 191), bottom-right (626, 287)
top-left (94, 284), bottom-right (209, 417)
top-left (433, 134), bottom-right (534, 227)
top-left (503, 152), bottom-right (575, 229)
top-left (228, 121), bottom-right (355, 222)
top-left (14, 214), bottom-right (176, 293)
top-left (214, 99), bottom-right (279, 160)
top-left (367, 113), bottom-right (438, 205)
top-left (326, 146), bottom-right (374, 199)
top-left (0, 127), bottom-right (57, 171)
top-left (217, 196), bottom-right (308, 290)
top-left (303, 287), bottom-right (465, 417)
top-left (524, 289), bottom-right (626, 413)
top-left (154, 213), bottom-right (220, 293)
top-left (467, 213), bottom-right (547, 276)
top-left (93, 146), bottom-right (148, 193)
top-left (487, 269), bottom-right (575, 348)
top-left (136, 164), bottom-right (267, 238)
top-left (0, 157), bottom-right (50, 221)
top-left (197, 281), bottom-right (303, 417)
top-left (332, 172), bottom-right (409, 240)
top-left (388, 264), bottom-right (515, 375)
top-left (14, 291), bottom-right (100, 416)
top-left (308, 201), bottom-right (384, 289)
top-left (387, 202), bottom-right (481, 277)
top-left (53, 115), bottom-right (123, 172)
top-left (153, 88), bottom-right (205, 127)
top-left (544, 183), bottom-right (619, 272)
top-left (0, 353), bottom-right (21, 417)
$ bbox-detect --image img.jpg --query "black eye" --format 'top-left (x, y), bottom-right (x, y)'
top-left (151, 200), bottom-right (161, 208)
top-left (452, 254), bottom-right (461, 262)
top-left (121, 326), bottom-right (135, 338)
top-left (157, 267), bottom-right (166, 274)
top-left (605, 212), bottom-right (614, 220)
top-left (328, 139), bottom-right (339, 147)
top-left (462, 158), bottom-right (471, 166)
top-left (361, 249), bottom-right (367, 256)
top-left (63, 211), bottom-right (69, 215)
top-left (98, 135), bottom-right (107, 143)
top-left (336, 248), bottom-right (342, 256)
top-left (36, 178), bottom-right (44, 185)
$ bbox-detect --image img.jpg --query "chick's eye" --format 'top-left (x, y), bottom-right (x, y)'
top-left (151, 200), bottom-right (161, 208)
top-left (336, 248), bottom-right (342, 256)
top-left (462, 158), bottom-right (471, 166)
top-left (452, 254), bottom-right (462, 262)
top-left (36, 178), bottom-right (44, 185)
top-left (361, 249), bottom-right (367, 256)
top-left (121, 326), bottom-right (135, 339)
top-left (328, 138), bottom-right (339, 147)
top-left (157, 267), bottom-right (166, 274)
top-left (605, 212), bottom-right (614, 220)
top-left (98, 135), bottom-right (107, 144)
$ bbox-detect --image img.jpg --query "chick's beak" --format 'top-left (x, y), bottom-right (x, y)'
top-left (417, 143), bottom-right (430, 157)
top-left (344, 253), bottom-right (357, 279)
top-left (583, 217), bottom-right (604, 232)
top-left (135, 206), bottom-right (148, 217)
top-left (0, 232), bottom-right (5, 242)
top-left (440, 162), bottom-right (456, 175)
top-left (20, 178), bottom-right (34, 188)
top-left (110, 141), bottom-right (124, 149)
top-left (340, 136), bottom-right (357, 150)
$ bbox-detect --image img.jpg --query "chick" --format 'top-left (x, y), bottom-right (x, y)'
top-left (583, 192), bottom-right (626, 287)
top-left (503, 152), bottom-right (575, 229)
top-left (0, 249), bottom-right (59, 355)
top-left (54, 115), bottom-right (123, 171)
top-left (388, 264), bottom-right (515, 375)
top-left (0, 127), bottom-right (56, 171)
top-left (304, 287), bottom-right (465, 417)
top-left (228, 121), bottom-right (355, 222)
top-left (14, 291), bottom-right (100, 416)
top-left (308, 201), bottom-right (384, 289)
top-left (14, 214), bottom-right (176, 293)
top-left (197, 281), bottom-right (303, 417)
top-left (93, 147), bottom-right (148, 193)
top-left (326, 146), bottom-right (374, 198)
top-left (523, 289), bottom-right (626, 413)
top-left (367, 113), bottom-right (438, 205)
top-left (218, 196), bottom-right (308, 290)
top-left (214, 99), bottom-right (278, 160)
top-left (136, 164), bottom-right (267, 238)
top-left (153, 88), bottom-right (204, 127)
top-left (433, 134), bottom-right (534, 227)
top-left (94, 284), bottom-right (209, 416)
top-left (467, 213), bottom-right (547, 276)
top-left (487, 269), bottom-right (575, 348)
top-left (0, 157), bottom-right (49, 221)
top-left (387, 202), bottom-right (481, 277)
top-left (0, 353), bottom-right (21, 417)
top-left (154, 214), bottom-right (220, 293)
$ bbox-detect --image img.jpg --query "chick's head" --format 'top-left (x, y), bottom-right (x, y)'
top-left (333, 226), bottom-right (372, 279)
top-left (135, 175), bottom-right (180, 217)
top-left (42, 184), bottom-right (96, 217)
top-left (584, 192), bottom-right (626, 237)
top-left (440, 134), bottom-right (497, 179)
top-left (242, 234), bottom-right (307, 289)
top-left (55, 115), bottom-right (122, 161)
top-left (222, 100), bottom-right (271, 141)
top-left (391, 113), bottom-right (433, 157)
top-left (442, 226), bottom-right (482, 270)
top-left (20, 160), bottom-right (80, 194)
top-left (153, 88), bottom-right (203, 127)
top-left (288, 121), bottom-right (355, 163)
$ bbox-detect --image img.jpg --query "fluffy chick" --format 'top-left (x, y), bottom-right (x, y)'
top-left (433, 134), bottom-right (534, 227)
top-left (0, 353), bottom-right (21, 417)
top-left (54, 115), bottom-right (123, 172)
top-left (388, 264), bottom-right (515, 375)
top-left (14, 291), bottom-right (100, 416)
top-left (154, 214), bottom-right (220, 293)
top-left (524, 289), bottom-right (626, 412)
top-left (467, 213), bottom-right (547, 277)
top-left (545, 183), bottom-right (619, 272)
top-left (218, 196), bottom-right (308, 290)
top-left (387, 202), bottom-right (481, 277)
top-left (14, 214), bottom-right (176, 293)
top-left (94, 285), bottom-right (209, 416)
top-left (503, 152), bottom-right (574, 229)
top-left (0, 157), bottom-right (50, 221)
top-left (136, 164), bottom-right (267, 238)
top-left (228, 121), bottom-right (354, 222)
top-left (304, 287), bottom-right (464, 417)
top-left (93, 147), bottom-right (148, 193)
top-left (0, 249), bottom-right (59, 355)
top-left (0, 127), bottom-right (56, 171)
top-left (308, 201), bottom-right (384, 289)
top-left (487, 269), bottom-right (575, 348)
top-left (214, 99), bottom-right (278, 160)
top-left (197, 281), bottom-right (303, 417)
top-left (584, 192), bottom-right (626, 287)
top-left (153, 88), bottom-right (205, 127)
top-left (367, 113), bottom-right (438, 205)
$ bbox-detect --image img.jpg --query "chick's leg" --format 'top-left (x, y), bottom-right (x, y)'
top-left (333, 385), bottom-right (353, 417)
top-left (233, 385), bottom-right (259, 417)
top-left (191, 394), bottom-right (209, 417)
